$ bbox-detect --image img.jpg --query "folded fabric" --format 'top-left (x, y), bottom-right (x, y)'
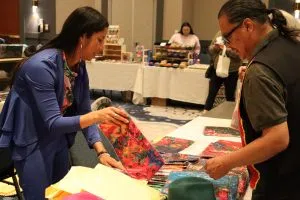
top-left (153, 136), bottom-right (194, 153)
top-left (203, 126), bottom-right (240, 137)
top-left (63, 191), bottom-right (104, 200)
top-left (99, 120), bottom-right (164, 180)
top-left (160, 153), bottom-right (199, 164)
top-left (200, 140), bottom-right (242, 158)
top-left (51, 165), bottom-right (161, 200)
top-left (168, 177), bottom-right (216, 200)
top-left (187, 159), bottom-right (249, 199)
top-left (162, 171), bottom-right (239, 200)
top-left (147, 163), bottom-right (187, 192)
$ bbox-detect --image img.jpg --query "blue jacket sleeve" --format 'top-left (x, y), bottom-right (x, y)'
top-left (24, 59), bottom-right (81, 135)
top-left (76, 64), bottom-right (101, 147)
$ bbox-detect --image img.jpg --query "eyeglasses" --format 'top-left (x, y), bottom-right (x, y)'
top-left (222, 21), bottom-right (244, 44)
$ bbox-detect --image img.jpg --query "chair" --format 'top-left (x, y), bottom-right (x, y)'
top-left (199, 53), bottom-right (211, 64)
top-left (200, 40), bottom-right (212, 54)
top-left (0, 147), bottom-right (23, 199)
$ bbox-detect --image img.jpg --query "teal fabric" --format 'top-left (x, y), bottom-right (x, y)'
top-left (168, 177), bottom-right (216, 200)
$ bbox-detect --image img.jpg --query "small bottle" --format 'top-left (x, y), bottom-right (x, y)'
top-left (135, 42), bottom-right (144, 63)
top-left (193, 52), bottom-right (198, 64)
top-left (38, 19), bottom-right (44, 32)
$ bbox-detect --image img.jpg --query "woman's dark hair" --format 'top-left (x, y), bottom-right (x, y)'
top-left (11, 6), bottom-right (108, 87)
top-left (179, 22), bottom-right (194, 35)
top-left (218, 0), bottom-right (300, 41)
top-left (40, 6), bottom-right (109, 54)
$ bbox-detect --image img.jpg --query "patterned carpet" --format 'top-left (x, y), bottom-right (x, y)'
top-left (109, 89), bottom-right (226, 126)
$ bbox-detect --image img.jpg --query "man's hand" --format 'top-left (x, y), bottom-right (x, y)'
top-left (205, 155), bottom-right (232, 179)
top-left (238, 66), bottom-right (247, 81)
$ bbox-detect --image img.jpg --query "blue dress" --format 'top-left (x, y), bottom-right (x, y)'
top-left (0, 48), bottom-right (101, 199)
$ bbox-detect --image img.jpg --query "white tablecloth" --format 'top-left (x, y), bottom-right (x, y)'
top-left (87, 61), bottom-right (141, 91)
top-left (86, 61), bottom-right (209, 105)
top-left (167, 116), bottom-right (241, 155)
top-left (141, 66), bottom-right (209, 104)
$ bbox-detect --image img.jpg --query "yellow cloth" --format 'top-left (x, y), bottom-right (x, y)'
top-left (48, 164), bottom-right (161, 200)
top-left (0, 176), bottom-right (22, 196)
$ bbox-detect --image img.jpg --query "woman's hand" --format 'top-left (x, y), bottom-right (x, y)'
top-left (96, 106), bottom-right (129, 125)
top-left (98, 153), bottom-right (125, 170)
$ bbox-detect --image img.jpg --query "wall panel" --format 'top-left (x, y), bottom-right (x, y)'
top-left (0, 0), bottom-right (20, 35)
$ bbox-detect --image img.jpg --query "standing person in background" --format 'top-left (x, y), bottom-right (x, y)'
top-left (0, 7), bottom-right (129, 199)
top-left (202, 31), bottom-right (242, 114)
top-left (205, 0), bottom-right (300, 199)
top-left (169, 22), bottom-right (201, 56)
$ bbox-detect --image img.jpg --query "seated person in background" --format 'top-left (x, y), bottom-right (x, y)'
top-left (169, 22), bottom-right (201, 56)
top-left (202, 31), bottom-right (242, 114)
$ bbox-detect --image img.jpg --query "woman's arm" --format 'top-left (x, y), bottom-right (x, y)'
top-left (25, 60), bottom-right (128, 136)
top-left (169, 33), bottom-right (179, 44)
top-left (208, 44), bottom-right (222, 60)
top-left (80, 107), bottom-right (128, 129)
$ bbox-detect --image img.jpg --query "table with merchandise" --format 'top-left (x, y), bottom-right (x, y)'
top-left (86, 61), bottom-right (209, 105)
top-left (46, 101), bottom-right (251, 200)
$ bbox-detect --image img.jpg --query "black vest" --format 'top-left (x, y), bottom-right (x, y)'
top-left (240, 34), bottom-right (300, 178)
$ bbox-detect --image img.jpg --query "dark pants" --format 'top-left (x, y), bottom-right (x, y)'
top-left (252, 172), bottom-right (299, 200)
top-left (204, 70), bottom-right (238, 110)
top-left (14, 138), bottom-right (70, 200)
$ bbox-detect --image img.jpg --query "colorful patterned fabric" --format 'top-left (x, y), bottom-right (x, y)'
top-left (99, 120), bottom-right (164, 180)
top-left (147, 163), bottom-right (187, 192)
top-left (153, 136), bottom-right (194, 153)
top-left (203, 126), bottom-right (240, 137)
top-left (147, 154), bottom-right (199, 192)
top-left (200, 140), bottom-right (242, 158)
top-left (187, 159), bottom-right (249, 199)
top-left (61, 52), bottom-right (78, 113)
top-left (162, 171), bottom-right (239, 200)
top-left (161, 153), bottom-right (199, 164)
top-left (63, 191), bottom-right (104, 200)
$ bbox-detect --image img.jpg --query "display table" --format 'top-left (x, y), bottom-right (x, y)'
top-left (86, 61), bottom-right (209, 105)
top-left (165, 101), bottom-right (237, 154)
top-left (165, 102), bottom-right (251, 200)
top-left (167, 116), bottom-right (241, 155)
top-left (0, 58), bottom-right (23, 63)
top-left (86, 61), bottom-right (141, 91)
top-left (139, 66), bottom-right (209, 105)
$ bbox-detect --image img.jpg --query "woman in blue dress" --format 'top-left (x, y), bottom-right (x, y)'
top-left (0, 6), bottom-right (128, 199)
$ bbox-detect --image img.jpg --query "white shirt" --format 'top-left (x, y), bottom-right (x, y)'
top-left (169, 33), bottom-right (201, 54)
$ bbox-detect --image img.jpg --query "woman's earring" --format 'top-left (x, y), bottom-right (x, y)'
top-left (80, 43), bottom-right (83, 62)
